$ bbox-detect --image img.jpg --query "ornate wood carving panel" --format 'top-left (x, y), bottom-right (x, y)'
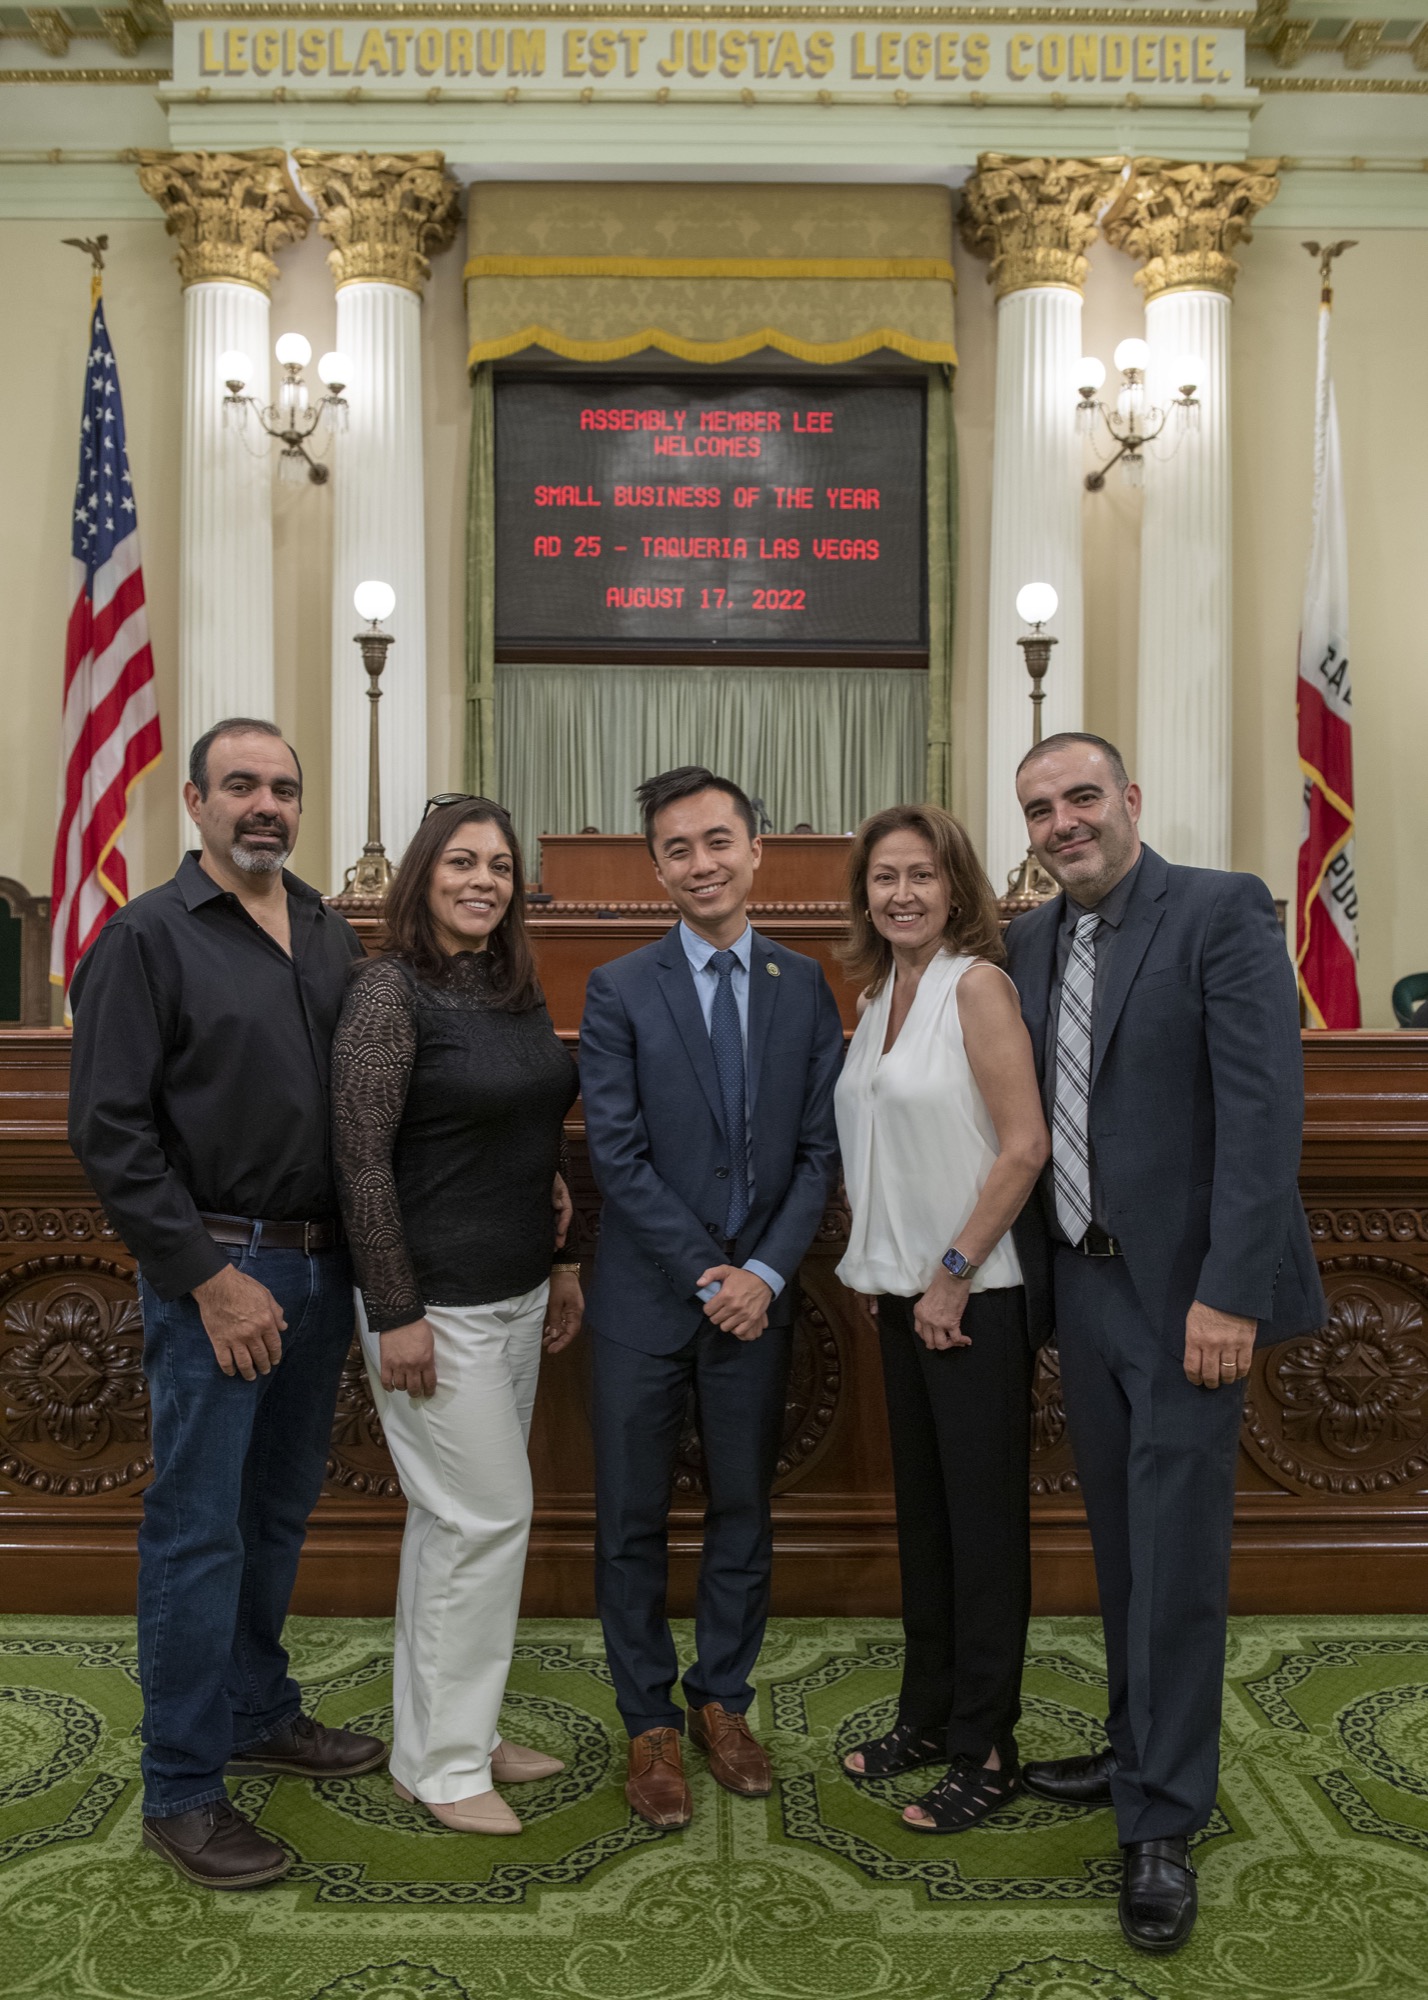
top-left (0, 1250), bottom-right (149, 1496)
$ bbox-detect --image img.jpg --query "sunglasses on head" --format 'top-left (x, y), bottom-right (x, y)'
top-left (421, 792), bottom-right (510, 822)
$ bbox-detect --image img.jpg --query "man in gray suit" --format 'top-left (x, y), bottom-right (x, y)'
top-left (1004, 733), bottom-right (1325, 1956)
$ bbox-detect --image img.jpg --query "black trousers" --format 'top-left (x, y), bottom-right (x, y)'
top-left (878, 1288), bottom-right (1033, 1764)
top-left (592, 1319), bottom-right (792, 1738)
top-left (1054, 1249), bottom-right (1246, 1844)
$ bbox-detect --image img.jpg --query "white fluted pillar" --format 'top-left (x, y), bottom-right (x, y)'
top-left (960, 155), bottom-right (1124, 885)
top-left (292, 150), bottom-right (459, 888)
top-left (985, 286), bottom-right (1086, 885)
top-left (1101, 157), bottom-right (1280, 868)
top-left (136, 149), bottom-right (310, 846)
top-left (328, 281), bottom-right (429, 883)
top-left (179, 283), bottom-right (275, 758)
top-left (1136, 290), bottom-right (1231, 868)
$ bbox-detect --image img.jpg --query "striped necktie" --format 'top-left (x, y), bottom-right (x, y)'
top-left (708, 949), bottom-right (750, 1237)
top-left (1052, 912), bottom-right (1100, 1244)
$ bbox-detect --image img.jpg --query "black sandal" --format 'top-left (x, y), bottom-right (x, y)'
top-left (843, 1721), bottom-right (945, 1779)
top-left (903, 1753), bottom-right (1023, 1832)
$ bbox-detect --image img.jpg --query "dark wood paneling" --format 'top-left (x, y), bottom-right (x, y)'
top-left (537, 832), bottom-right (852, 906)
top-left (2, 1025), bottom-right (1426, 1617)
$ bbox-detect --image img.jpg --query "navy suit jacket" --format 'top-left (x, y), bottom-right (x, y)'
top-left (1005, 846), bottom-right (1327, 1354)
top-left (579, 925), bottom-right (844, 1353)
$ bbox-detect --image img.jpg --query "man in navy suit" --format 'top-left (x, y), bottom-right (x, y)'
top-left (1004, 733), bottom-right (1325, 1956)
top-left (579, 767), bottom-right (843, 1829)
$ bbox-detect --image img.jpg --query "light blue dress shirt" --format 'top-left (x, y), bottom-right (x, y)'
top-left (678, 920), bottom-right (785, 1303)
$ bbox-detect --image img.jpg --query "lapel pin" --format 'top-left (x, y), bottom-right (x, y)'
top-left (767, 962), bottom-right (780, 977)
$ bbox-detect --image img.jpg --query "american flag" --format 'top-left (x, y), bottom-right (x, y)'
top-left (50, 287), bottom-right (162, 998)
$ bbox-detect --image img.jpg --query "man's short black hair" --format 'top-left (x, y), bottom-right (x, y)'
top-left (189, 717), bottom-right (303, 800)
top-left (1016, 731), bottom-right (1129, 790)
top-left (635, 765), bottom-right (758, 855)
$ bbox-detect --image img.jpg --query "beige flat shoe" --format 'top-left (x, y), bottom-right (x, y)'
top-left (490, 1739), bottom-right (566, 1783)
top-left (392, 1779), bottom-right (522, 1835)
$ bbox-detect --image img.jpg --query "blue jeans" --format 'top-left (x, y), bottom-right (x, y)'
top-left (136, 1238), bottom-right (355, 1818)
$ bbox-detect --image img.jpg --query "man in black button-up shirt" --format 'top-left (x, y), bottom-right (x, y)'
top-left (69, 718), bottom-right (385, 1891)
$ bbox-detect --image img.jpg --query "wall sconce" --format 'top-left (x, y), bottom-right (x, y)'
top-left (1000, 581), bottom-right (1061, 918)
top-left (219, 333), bottom-right (352, 486)
top-left (344, 581), bottom-right (397, 897)
top-left (1073, 340), bottom-right (1203, 492)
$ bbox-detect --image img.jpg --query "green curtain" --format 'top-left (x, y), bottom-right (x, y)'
top-left (924, 364), bottom-right (957, 809)
top-left (496, 666), bottom-right (929, 856)
top-left (464, 364), bottom-right (496, 794)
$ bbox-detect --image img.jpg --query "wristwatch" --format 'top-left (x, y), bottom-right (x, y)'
top-left (941, 1246), bottom-right (980, 1281)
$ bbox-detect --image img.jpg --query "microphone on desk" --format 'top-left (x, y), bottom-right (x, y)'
top-left (749, 795), bottom-right (774, 835)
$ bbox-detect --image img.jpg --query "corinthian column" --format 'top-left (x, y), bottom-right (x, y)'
top-left (293, 151), bottom-right (461, 885)
top-left (961, 156), bottom-right (1125, 886)
top-left (1103, 159), bottom-right (1279, 868)
top-left (136, 151), bottom-right (308, 808)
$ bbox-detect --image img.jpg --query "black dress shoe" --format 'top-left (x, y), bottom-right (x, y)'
top-left (1119, 1836), bottom-right (1197, 1955)
top-left (1022, 1745), bottom-right (1117, 1807)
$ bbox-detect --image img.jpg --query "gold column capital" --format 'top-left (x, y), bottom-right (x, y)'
top-left (135, 149), bottom-right (309, 294)
top-left (292, 151), bottom-right (462, 295)
top-left (959, 154), bottom-right (1127, 301)
top-left (1102, 159), bottom-right (1281, 302)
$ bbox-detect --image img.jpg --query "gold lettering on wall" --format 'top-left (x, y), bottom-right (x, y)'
top-left (175, 22), bottom-right (1239, 94)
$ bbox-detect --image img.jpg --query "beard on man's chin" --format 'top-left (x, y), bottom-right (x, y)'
top-left (230, 836), bottom-right (290, 875)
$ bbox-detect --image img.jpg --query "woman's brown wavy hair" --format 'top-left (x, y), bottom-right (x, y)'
top-left (379, 797), bottom-right (542, 1011)
top-left (839, 804), bottom-right (1006, 996)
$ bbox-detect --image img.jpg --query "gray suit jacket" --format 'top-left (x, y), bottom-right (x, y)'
top-left (1005, 845), bottom-right (1326, 1353)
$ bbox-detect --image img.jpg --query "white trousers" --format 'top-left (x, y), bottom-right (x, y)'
top-left (358, 1283), bottom-right (547, 1802)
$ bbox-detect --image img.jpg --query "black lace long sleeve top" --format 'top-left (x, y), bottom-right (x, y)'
top-left (331, 952), bottom-right (579, 1332)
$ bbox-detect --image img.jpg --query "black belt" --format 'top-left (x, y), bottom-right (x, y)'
top-left (201, 1212), bottom-right (342, 1254)
top-left (1074, 1225), bottom-right (1122, 1258)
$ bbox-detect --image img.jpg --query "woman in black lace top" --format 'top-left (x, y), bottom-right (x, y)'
top-left (331, 796), bottom-right (580, 1837)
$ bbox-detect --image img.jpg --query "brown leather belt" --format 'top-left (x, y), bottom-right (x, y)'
top-left (200, 1212), bottom-right (342, 1254)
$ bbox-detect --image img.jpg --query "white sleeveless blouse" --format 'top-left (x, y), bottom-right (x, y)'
top-left (834, 950), bottom-right (1023, 1299)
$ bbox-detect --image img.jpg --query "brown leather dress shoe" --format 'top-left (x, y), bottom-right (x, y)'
top-left (625, 1727), bottom-right (693, 1829)
top-left (689, 1702), bottom-right (772, 1797)
top-left (142, 1800), bottom-right (291, 1889)
top-left (228, 1713), bottom-right (387, 1778)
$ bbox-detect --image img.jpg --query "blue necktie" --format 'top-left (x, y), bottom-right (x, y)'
top-left (708, 949), bottom-right (750, 1237)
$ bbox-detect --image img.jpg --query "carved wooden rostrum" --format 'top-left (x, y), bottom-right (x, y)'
top-left (3, 977), bottom-right (1427, 1615)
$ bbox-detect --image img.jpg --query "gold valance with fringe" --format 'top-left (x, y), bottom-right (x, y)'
top-left (465, 183), bottom-right (956, 370)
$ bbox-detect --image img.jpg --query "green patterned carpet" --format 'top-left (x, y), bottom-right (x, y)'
top-left (3, 1614), bottom-right (1428, 2000)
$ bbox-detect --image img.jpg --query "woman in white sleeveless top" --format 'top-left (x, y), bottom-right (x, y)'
top-left (834, 805), bottom-right (1049, 1833)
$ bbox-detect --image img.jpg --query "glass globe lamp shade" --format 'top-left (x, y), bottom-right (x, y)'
top-left (354, 580), bottom-right (396, 624)
top-left (1015, 581), bottom-right (1058, 628)
top-left (317, 350), bottom-right (352, 389)
top-left (1113, 336), bottom-right (1150, 374)
top-left (1073, 354), bottom-right (1106, 395)
top-left (217, 349), bottom-right (252, 390)
top-left (1169, 352), bottom-right (1205, 395)
top-left (274, 331), bottom-right (312, 368)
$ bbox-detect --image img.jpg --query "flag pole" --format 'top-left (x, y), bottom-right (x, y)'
top-left (61, 233), bottom-right (108, 309)
top-left (1301, 237), bottom-right (1356, 306)
top-left (1294, 237), bottom-right (1360, 1031)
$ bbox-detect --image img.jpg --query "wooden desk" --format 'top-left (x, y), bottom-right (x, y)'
top-left (1, 1004), bottom-right (1425, 1618)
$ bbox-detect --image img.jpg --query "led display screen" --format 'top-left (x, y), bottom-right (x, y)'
top-left (494, 376), bottom-right (926, 653)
